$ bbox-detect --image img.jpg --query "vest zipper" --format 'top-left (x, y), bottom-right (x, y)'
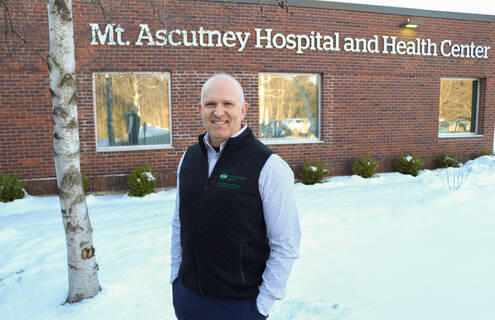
top-left (195, 148), bottom-right (225, 296)
top-left (239, 242), bottom-right (247, 284)
top-left (195, 183), bottom-right (209, 296)
top-left (195, 247), bottom-right (204, 295)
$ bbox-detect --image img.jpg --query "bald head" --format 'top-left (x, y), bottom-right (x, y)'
top-left (201, 73), bottom-right (245, 106)
top-left (198, 73), bottom-right (248, 147)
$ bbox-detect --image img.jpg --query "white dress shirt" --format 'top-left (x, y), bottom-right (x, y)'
top-left (170, 125), bottom-right (301, 316)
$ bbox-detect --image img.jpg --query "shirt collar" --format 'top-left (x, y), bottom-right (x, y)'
top-left (203, 125), bottom-right (248, 154)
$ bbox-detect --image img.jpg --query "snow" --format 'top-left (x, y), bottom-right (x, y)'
top-left (144, 171), bottom-right (156, 182)
top-left (1, 156), bottom-right (495, 320)
top-left (404, 155), bottom-right (413, 162)
top-left (139, 125), bottom-right (169, 138)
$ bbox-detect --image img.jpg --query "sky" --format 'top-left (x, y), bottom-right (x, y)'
top-left (323, 0), bottom-right (495, 16)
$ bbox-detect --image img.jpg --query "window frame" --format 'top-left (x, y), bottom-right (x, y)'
top-left (258, 72), bottom-right (322, 145)
top-left (438, 77), bottom-right (482, 139)
top-left (92, 71), bottom-right (173, 152)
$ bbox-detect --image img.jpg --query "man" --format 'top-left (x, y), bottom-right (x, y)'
top-left (170, 73), bottom-right (301, 319)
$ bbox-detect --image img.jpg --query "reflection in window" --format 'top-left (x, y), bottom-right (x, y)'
top-left (438, 79), bottom-right (479, 135)
top-left (94, 72), bottom-right (171, 148)
top-left (259, 73), bottom-right (320, 141)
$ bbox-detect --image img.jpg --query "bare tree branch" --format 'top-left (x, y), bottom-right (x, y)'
top-left (89, 0), bottom-right (107, 19)
top-left (1, 0), bottom-right (46, 63)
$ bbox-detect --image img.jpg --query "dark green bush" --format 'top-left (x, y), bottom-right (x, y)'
top-left (437, 153), bottom-right (460, 168)
top-left (81, 172), bottom-right (90, 194)
top-left (128, 163), bottom-right (157, 197)
top-left (0, 174), bottom-right (26, 202)
top-left (352, 156), bottom-right (379, 178)
top-left (396, 153), bottom-right (423, 177)
top-left (298, 162), bottom-right (328, 185)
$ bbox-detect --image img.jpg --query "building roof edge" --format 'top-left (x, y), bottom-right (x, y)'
top-left (197, 0), bottom-right (495, 22)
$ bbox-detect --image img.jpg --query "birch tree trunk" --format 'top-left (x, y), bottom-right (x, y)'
top-left (46, 0), bottom-right (101, 303)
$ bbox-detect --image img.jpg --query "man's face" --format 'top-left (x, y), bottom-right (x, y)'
top-left (199, 77), bottom-right (248, 147)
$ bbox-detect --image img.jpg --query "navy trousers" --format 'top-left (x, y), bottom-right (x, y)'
top-left (172, 279), bottom-right (267, 320)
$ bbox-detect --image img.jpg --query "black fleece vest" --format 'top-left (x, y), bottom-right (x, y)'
top-left (178, 127), bottom-right (273, 299)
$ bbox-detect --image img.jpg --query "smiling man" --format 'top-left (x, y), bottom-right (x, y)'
top-left (170, 73), bottom-right (301, 320)
top-left (199, 74), bottom-right (248, 147)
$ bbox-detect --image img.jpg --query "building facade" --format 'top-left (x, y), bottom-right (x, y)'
top-left (1, 0), bottom-right (494, 194)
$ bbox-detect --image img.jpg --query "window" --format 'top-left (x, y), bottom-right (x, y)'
top-left (259, 73), bottom-right (320, 143)
top-left (438, 78), bottom-right (479, 136)
top-left (93, 72), bottom-right (172, 151)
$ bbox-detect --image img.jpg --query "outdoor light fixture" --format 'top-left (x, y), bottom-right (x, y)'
top-left (400, 19), bottom-right (422, 29)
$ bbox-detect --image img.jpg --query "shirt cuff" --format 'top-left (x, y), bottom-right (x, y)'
top-left (170, 267), bottom-right (179, 284)
top-left (256, 290), bottom-right (277, 317)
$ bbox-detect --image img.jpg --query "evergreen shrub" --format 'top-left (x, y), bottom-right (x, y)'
top-left (128, 163), bottom-right (157, 197)
top-left (352, 156), bottom-right (379, 178)
top-left (396, 153), bottom-right (423, 177)
top-left (81, 172), bottom-right (90, 194)
top-left (437, 153), bottom-right (460, 168)
top-left (298, 162), bottom-right (328, 185)
top-left (0, 174), bottom-right (26, 202)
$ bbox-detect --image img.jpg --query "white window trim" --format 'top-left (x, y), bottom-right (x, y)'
top-left (96, 145), bottom-right (174, 152)
top-left (438, 77), bottom-right (480, 138)
top-left (262, 138), bottom-right (324, 145)
top-left (258, 72), bottom-right (322, 144)
top-left (92, 71), bottom-right (173, 152)
top-left (439, 133), bottom-right (483, 139)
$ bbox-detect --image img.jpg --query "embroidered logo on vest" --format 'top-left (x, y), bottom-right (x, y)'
top-left (217, 172), bottom-right (246, 190)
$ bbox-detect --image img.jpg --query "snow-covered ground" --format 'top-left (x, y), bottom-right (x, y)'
top-left (1, 156), bottom-right (495, 320)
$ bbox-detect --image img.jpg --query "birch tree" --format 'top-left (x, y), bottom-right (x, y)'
top-left (2, 0), bottom-right (292, 305)
top-left (47, 0), bottom-right (101, 303)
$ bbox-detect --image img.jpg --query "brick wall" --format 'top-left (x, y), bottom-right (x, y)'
top-left (1, 0), bottom-right (494, 194)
